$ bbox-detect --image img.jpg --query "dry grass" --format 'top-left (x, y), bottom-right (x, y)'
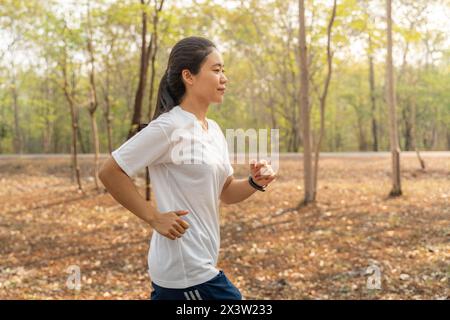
top-left (0, 155), bottom-right (448, 299)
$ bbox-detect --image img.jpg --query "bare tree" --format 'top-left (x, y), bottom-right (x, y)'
top-left (396, 1), bottom-right (427, 169)
top-left (86, 0), bottom-right (101, 190)
top-left (386, 0), bottom-right (402, 196)
top-left (100, 37), bottom-right (115, 154)
top-left (10, 60), bottom-right (23, 154)
top-left (128, 0), bottom-right (165, 140)
top-left (368, 34), bottom-right (379, 151)
top-left (298, 0), bottom-right (314, 205)
top-left (41, 55), bottom-right (55, 153)
top-left (147, 0), bottom-right (164, 121)
top-left (60, 24), bottom-right (82, 191)
top-left (312, 0), bottom-right (337, 200)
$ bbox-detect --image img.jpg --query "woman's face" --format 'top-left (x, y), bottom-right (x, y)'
top-left (184, 48), bottom-right (228, 104)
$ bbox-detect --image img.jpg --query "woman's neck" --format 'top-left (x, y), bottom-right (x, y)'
top-left (179, 97), bottom-right (208, 122)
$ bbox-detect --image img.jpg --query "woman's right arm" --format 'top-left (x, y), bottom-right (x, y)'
top-left (99, 156), bottom-right (189, 240)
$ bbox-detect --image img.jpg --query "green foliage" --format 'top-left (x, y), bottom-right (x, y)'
top-left (0, 0), bottom-right (448, 154)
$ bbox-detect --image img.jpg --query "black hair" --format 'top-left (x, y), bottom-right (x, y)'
top-left (152, 36), bottom-right (217, 121)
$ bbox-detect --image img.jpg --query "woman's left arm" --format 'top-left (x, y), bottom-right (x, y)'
top-left (220, 160), bottom-right (277, 204)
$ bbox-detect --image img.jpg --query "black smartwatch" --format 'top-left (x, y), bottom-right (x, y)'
top-left (248, 175), bottom-right (266, 192)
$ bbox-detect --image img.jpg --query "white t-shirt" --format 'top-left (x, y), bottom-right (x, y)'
top-left (111, 105), bottom-right (234, 288)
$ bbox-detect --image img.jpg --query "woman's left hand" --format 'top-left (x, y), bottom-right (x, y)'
top-left (250, 159), bottom-right (277, 188)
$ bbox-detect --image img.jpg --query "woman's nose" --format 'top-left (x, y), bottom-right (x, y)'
top-left (221, 74), bottom-right (228, 83)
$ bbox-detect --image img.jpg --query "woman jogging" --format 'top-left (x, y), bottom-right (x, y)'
top-left (99, 36), bottom-right (277, 300)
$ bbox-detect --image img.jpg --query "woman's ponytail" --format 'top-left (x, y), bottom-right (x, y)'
top-left (151, 36), bottom-right (217, 121)
top-left (152, 69), bottom-right (176, 121)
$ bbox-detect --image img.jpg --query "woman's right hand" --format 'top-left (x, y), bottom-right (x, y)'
top-left (150, 210), bottom-right (190, 240)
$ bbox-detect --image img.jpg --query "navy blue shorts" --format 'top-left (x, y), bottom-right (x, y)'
top-left (150, 270), bottom-right (242, 300)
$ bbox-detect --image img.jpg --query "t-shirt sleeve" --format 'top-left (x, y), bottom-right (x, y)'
top-left (111, 114), bottom-right (173, 177)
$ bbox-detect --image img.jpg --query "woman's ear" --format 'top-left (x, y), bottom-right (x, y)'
top-left (181, 69), bottom-right (194, 86)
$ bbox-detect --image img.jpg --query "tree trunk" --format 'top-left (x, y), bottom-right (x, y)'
top-left (86, 1), bottom-right (100, 190)
top-left (76, 117), bottom-right (87, 154)
top-left (312, 0), bottom-right (337, 200)
top-left (65, 85), bottom-right (82, 191)
top-left (53, 125), bottom-right (59, 153)
top-left (386, 0), bottom-right (402, 197)
top-left (89, 111), bottom-right (100, 188)
top-left (103, 68), bottom-right (113, 154)
top-left (41, 55), bottom-right (53, 153)
top-left (100, 38), bottom-right (114, 154)
top-left (0, 100), bottom-right (6, 153)
top-left (268, 86), bottom-right (277, 129)
top-left (143, 0), bottom-right (165, 201)
top-left (368, 35), bottom-right (378, 151)
top-left (61, 31), bottom-right (82, 191)
top-left (409, 66), bottom-right (426, 169)
top-left (104, 88), bottom-right (113, 154)
top-left (298, 0), bottom-right (314, 205)
top-left (402, 102), bottom-right (413, 151)
top-left (357, 114), bottom-right (368, 151)
top-left (128, 0), bottom-right (159, 139)
top-left (147, 0), bottom-right (165, 122)
top-left (11, 65), bottom-right (23, 154)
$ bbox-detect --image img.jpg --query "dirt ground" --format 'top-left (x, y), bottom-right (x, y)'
top-left (0, 155), bottom-right (448, 299)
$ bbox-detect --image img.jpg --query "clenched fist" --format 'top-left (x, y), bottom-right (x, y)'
top-left (250, 159), bottom-right (277, 188)
top-left (150, 210), bottom-right (190, 240)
